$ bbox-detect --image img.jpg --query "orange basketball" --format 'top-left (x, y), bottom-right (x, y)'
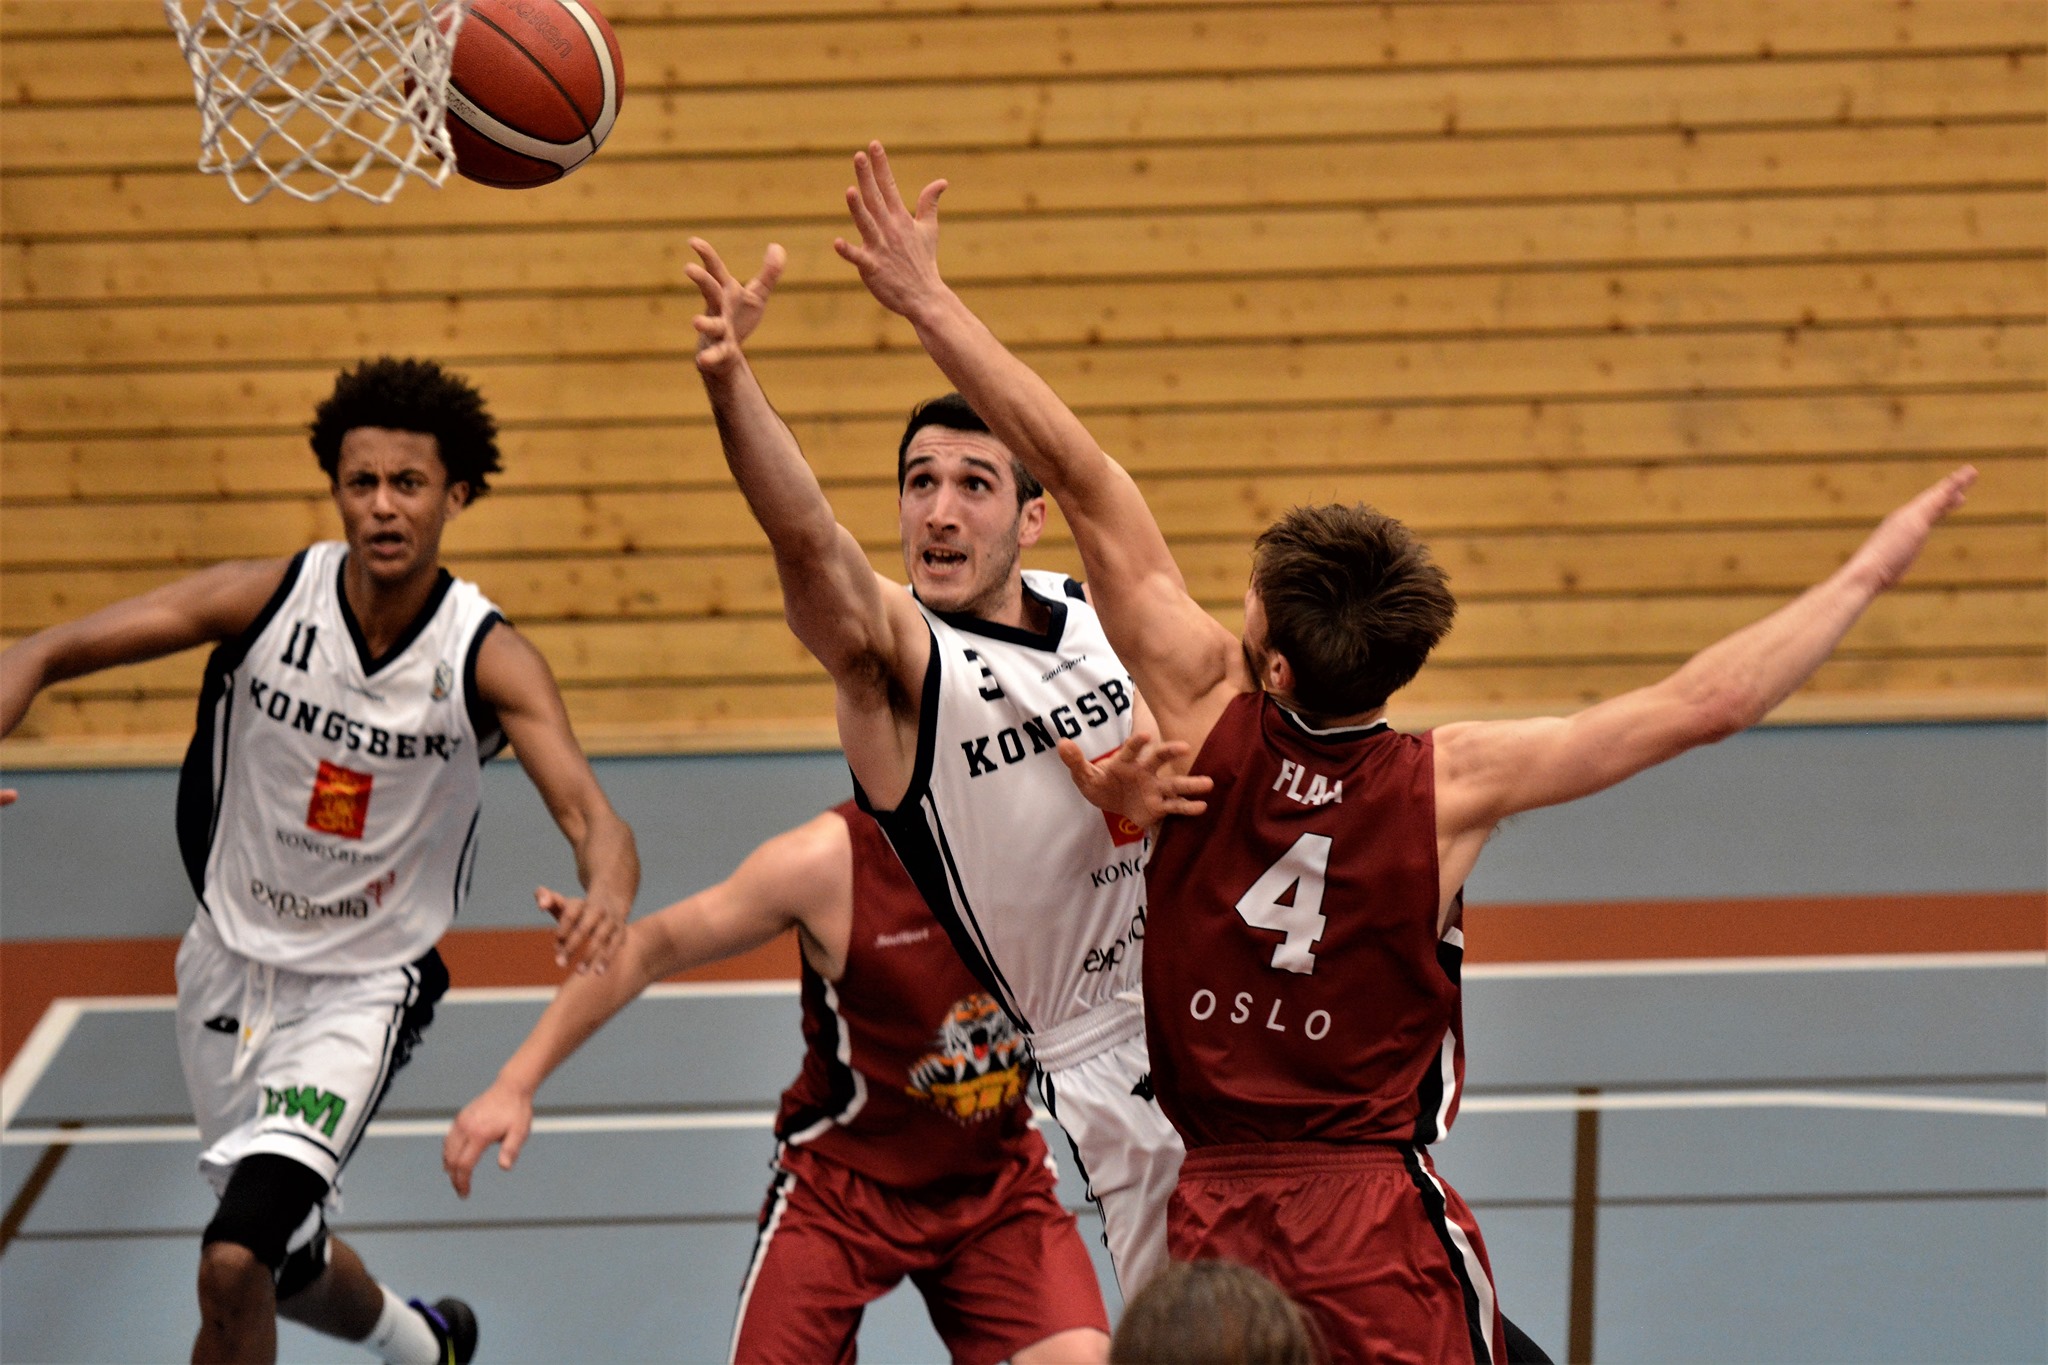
top-left (443, 0), bottom-right (624, 189)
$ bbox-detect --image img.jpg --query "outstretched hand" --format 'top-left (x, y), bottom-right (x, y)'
top-left (1846, 465), bottom-right (1976, 592)
top-left (443, 1080), bottom-right (534, 1199)
top-left (833, 141), bottom-right (949, 321)
top-left (538, 883), bottom-right (623, 976)
top-left (685, 237), bottom-right (786, 375)
top-left (1059, 733), bottom-right (1212, 833)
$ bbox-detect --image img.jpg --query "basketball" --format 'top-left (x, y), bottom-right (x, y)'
top-left (442, 0), bottom-right (624, 189)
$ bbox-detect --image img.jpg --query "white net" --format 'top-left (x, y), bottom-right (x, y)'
top-left (161, 0), bottom-right (470, 204)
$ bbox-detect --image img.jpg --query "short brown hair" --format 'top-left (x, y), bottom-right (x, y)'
top-left (1111, 1259), bottom-right (1320, 1365)
top-left (1251, 504), bottom-right (1456, 719)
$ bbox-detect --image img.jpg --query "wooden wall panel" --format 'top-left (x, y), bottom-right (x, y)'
top-left (2, 0), bottom-right (2042, 762)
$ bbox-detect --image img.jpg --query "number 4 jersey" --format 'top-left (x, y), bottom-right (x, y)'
top-left (1142, 691), bottom-right (1465, 1151)
top-left (176, 542), bottom-right (506, 973)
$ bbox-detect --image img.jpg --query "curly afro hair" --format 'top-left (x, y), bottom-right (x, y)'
top-left (309, 356), bottom-right (503, 499)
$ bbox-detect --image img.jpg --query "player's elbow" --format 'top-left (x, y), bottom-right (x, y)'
top-left (1680, 677), bottom-right (1760, 746)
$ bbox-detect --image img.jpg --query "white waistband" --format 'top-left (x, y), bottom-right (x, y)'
top-left (1027, 994), bottom-right (1144, 1073)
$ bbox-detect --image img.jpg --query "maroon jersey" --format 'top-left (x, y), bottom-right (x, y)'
top-left (774, 803), bottom-right (1039, 1187)
top-left (1143, 692), bottom-right (1465, 1150)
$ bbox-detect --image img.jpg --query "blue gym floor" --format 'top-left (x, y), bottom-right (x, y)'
top-left (4, 956), bottom-right (2044, 1364)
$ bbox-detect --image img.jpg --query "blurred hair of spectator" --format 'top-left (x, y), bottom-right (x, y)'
top-left (1110, 1259), bottom-right (1320, 1365)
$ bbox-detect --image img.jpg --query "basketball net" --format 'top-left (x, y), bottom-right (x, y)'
top-left (161, 0), bottom-right (469, 204)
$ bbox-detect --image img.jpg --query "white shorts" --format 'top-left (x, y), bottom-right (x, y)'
top-left (1032, 1007), bottom-right (1185, 1298)
top-left (175, 910), bottom-right (446, 1203)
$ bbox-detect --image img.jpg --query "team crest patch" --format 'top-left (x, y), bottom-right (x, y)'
top-left (905, 993), bottom-right (1027, 1124)
top-left (432, 661), bottom-right (455, 701)
top-left (1102, 809), bottom-right (1146, 847)
top-left (306, 760), bottom-right (373, 840)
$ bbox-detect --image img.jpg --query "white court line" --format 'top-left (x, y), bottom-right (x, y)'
top-left (5, 957), bottom-right (2039, 1137)
top-left (0, 1000), bottom-right (83, 1131)
top-left (4, 1088), bottom-right (2040, 1147)
top-left (1467, 951), bottom-right (2047, 979)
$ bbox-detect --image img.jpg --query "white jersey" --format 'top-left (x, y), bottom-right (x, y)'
top-left (861, 570), bottom-right (1147, 1036)
top-left (176, 541), bottom-right (505, 973)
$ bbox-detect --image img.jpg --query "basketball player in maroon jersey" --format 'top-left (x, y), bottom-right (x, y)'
top-left (443, 802), bottom-right (1113, 1364)
top-left (834, 140), bottom-right (1979, 1365)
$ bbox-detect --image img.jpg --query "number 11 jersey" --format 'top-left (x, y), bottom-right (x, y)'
top-left (1142, 691), bottom-right (1465, 1151)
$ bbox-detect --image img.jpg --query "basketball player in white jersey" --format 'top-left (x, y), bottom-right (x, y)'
top-left (684, 235), bottom-right (1205, 1292)
top-left (0, 357), bottom-right (641, 1365)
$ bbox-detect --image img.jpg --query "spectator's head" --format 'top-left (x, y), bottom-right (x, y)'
top-left (1110, 1259), bottom-right (1321, 1365)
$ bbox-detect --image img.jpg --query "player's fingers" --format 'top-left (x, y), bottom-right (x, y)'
top-left (755, 243), bottom-right (788, 294)
top-left (915, 178), bottom-right (947, 221)
top-left (1055, 738), bottom-right (1095, 785)
top-left (682, 262), bottom-right (723, 312)
top-left (536, 885), bottom-right (568, 921)
top-left (1174, 773), bottom-right (1217, 795)
top-left (832, 237), bottom-right (869, 271)
top-left (500, 1116), bottom-right (530, 1171)
top-left (557, 906), bottom-right (597, 972)
top-left (844, 180), bottom-right (882, 244)
top-left (1169, 796), bottom-right (1210, 816)
top-left (689, 236), bottom-right (738, 291)
top-left (443, 1126), bottom-right (481, 1196)
top-left (854, 145), bottom-right (889, 215)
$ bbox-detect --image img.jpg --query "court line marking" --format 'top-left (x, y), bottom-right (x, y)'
top-left (4, 1088), bottom-right (2040, 1147)
top-left (1466, 951), bottom-right (2045, 979)
top-left (6, 954), bottom-right (2039, 1132)
top-left (0, 1001), bottom-right (82, 1131)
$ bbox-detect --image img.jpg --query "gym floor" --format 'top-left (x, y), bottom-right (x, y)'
top-left (4, 954), bottom-right (2043, 1364)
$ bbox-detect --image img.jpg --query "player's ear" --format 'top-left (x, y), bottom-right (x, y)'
top-left (1015, 494), bottom-right (1046, 549)
top-left (444, 479), bottom-right (472, 518)
top-left (1266, 649), bottom-right (1297, 700)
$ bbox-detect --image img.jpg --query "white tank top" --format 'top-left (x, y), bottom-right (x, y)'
top-left (176, 542), bottom-right (505, 972)
top-left (860, 570), bottom-right (1147, 1035)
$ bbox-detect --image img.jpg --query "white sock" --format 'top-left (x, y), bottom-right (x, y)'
top-left (363, 1285), bottom-right (442, 1365)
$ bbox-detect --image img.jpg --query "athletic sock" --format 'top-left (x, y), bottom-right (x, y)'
top-left (363, 1285), bottom-right (442, 1365)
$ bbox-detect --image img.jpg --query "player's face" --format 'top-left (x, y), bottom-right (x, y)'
top-left (332, 427), bottom-right (468, 585)
top-left (898, 429), bottom-right (1045, 616)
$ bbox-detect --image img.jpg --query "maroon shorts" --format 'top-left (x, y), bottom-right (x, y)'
top-left (1169, 1142), bottom-right (1504, 1365)
top-left (731, 1135), bottom-right (1109, 1365)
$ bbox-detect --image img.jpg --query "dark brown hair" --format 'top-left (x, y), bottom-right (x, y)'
top-left (1251, 503), bottom-right (1456, 719)
top-left (310, 356), bottom-right (502, 499)
top-left (896, 392), bottom-right (1045, 507)
top-left (1111, 1260), bottom-right (1321, 1365)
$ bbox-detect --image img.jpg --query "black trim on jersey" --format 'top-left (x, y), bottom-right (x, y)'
top-left (333, 555), bottom-right (455, 678)
top-left (176, 551), bottom-right (308, 901)
top-left (337, 949), bottom-right (448, 1171)
top-left (463, 612), bottom-right (507, 762)
top-left (1402, 1145), bottom-right (1495, 1365)
top-left (1410, 919), bottom-right (1466, 1146)
top-left (921, 578), bottom-right (1069, 653)
top-left (854, 622), bottom-right (1026, 1019)
top-left (775, 962), bottom-right (860, 1144)
top-left (451, 808), bottom-right (482, 917)
top-left (1061, 577), bottom-right (1087, 602)
top-left (1037, 1071), bottom-right (1104, 1216)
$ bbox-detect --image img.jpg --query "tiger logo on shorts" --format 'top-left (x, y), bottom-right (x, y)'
top-left (905, 993), bottom-right (1028, 1123)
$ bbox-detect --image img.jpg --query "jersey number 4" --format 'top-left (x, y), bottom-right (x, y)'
top-left (1233, 833), bottom-right (1330, 974)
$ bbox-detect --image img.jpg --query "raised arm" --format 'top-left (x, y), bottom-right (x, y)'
top-left (686, 238), bottom-right (932, 801)
top-left (442, 811), bottom-right (851, 1196)
top-left (832, 142), bottom-right (1243, 743)
top-left (1, 557), bottom-right (292, 739)
top-left (1433, 467), bottom-right (1978, 904)
top-left (473, 625), bottom-right (640, 975)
